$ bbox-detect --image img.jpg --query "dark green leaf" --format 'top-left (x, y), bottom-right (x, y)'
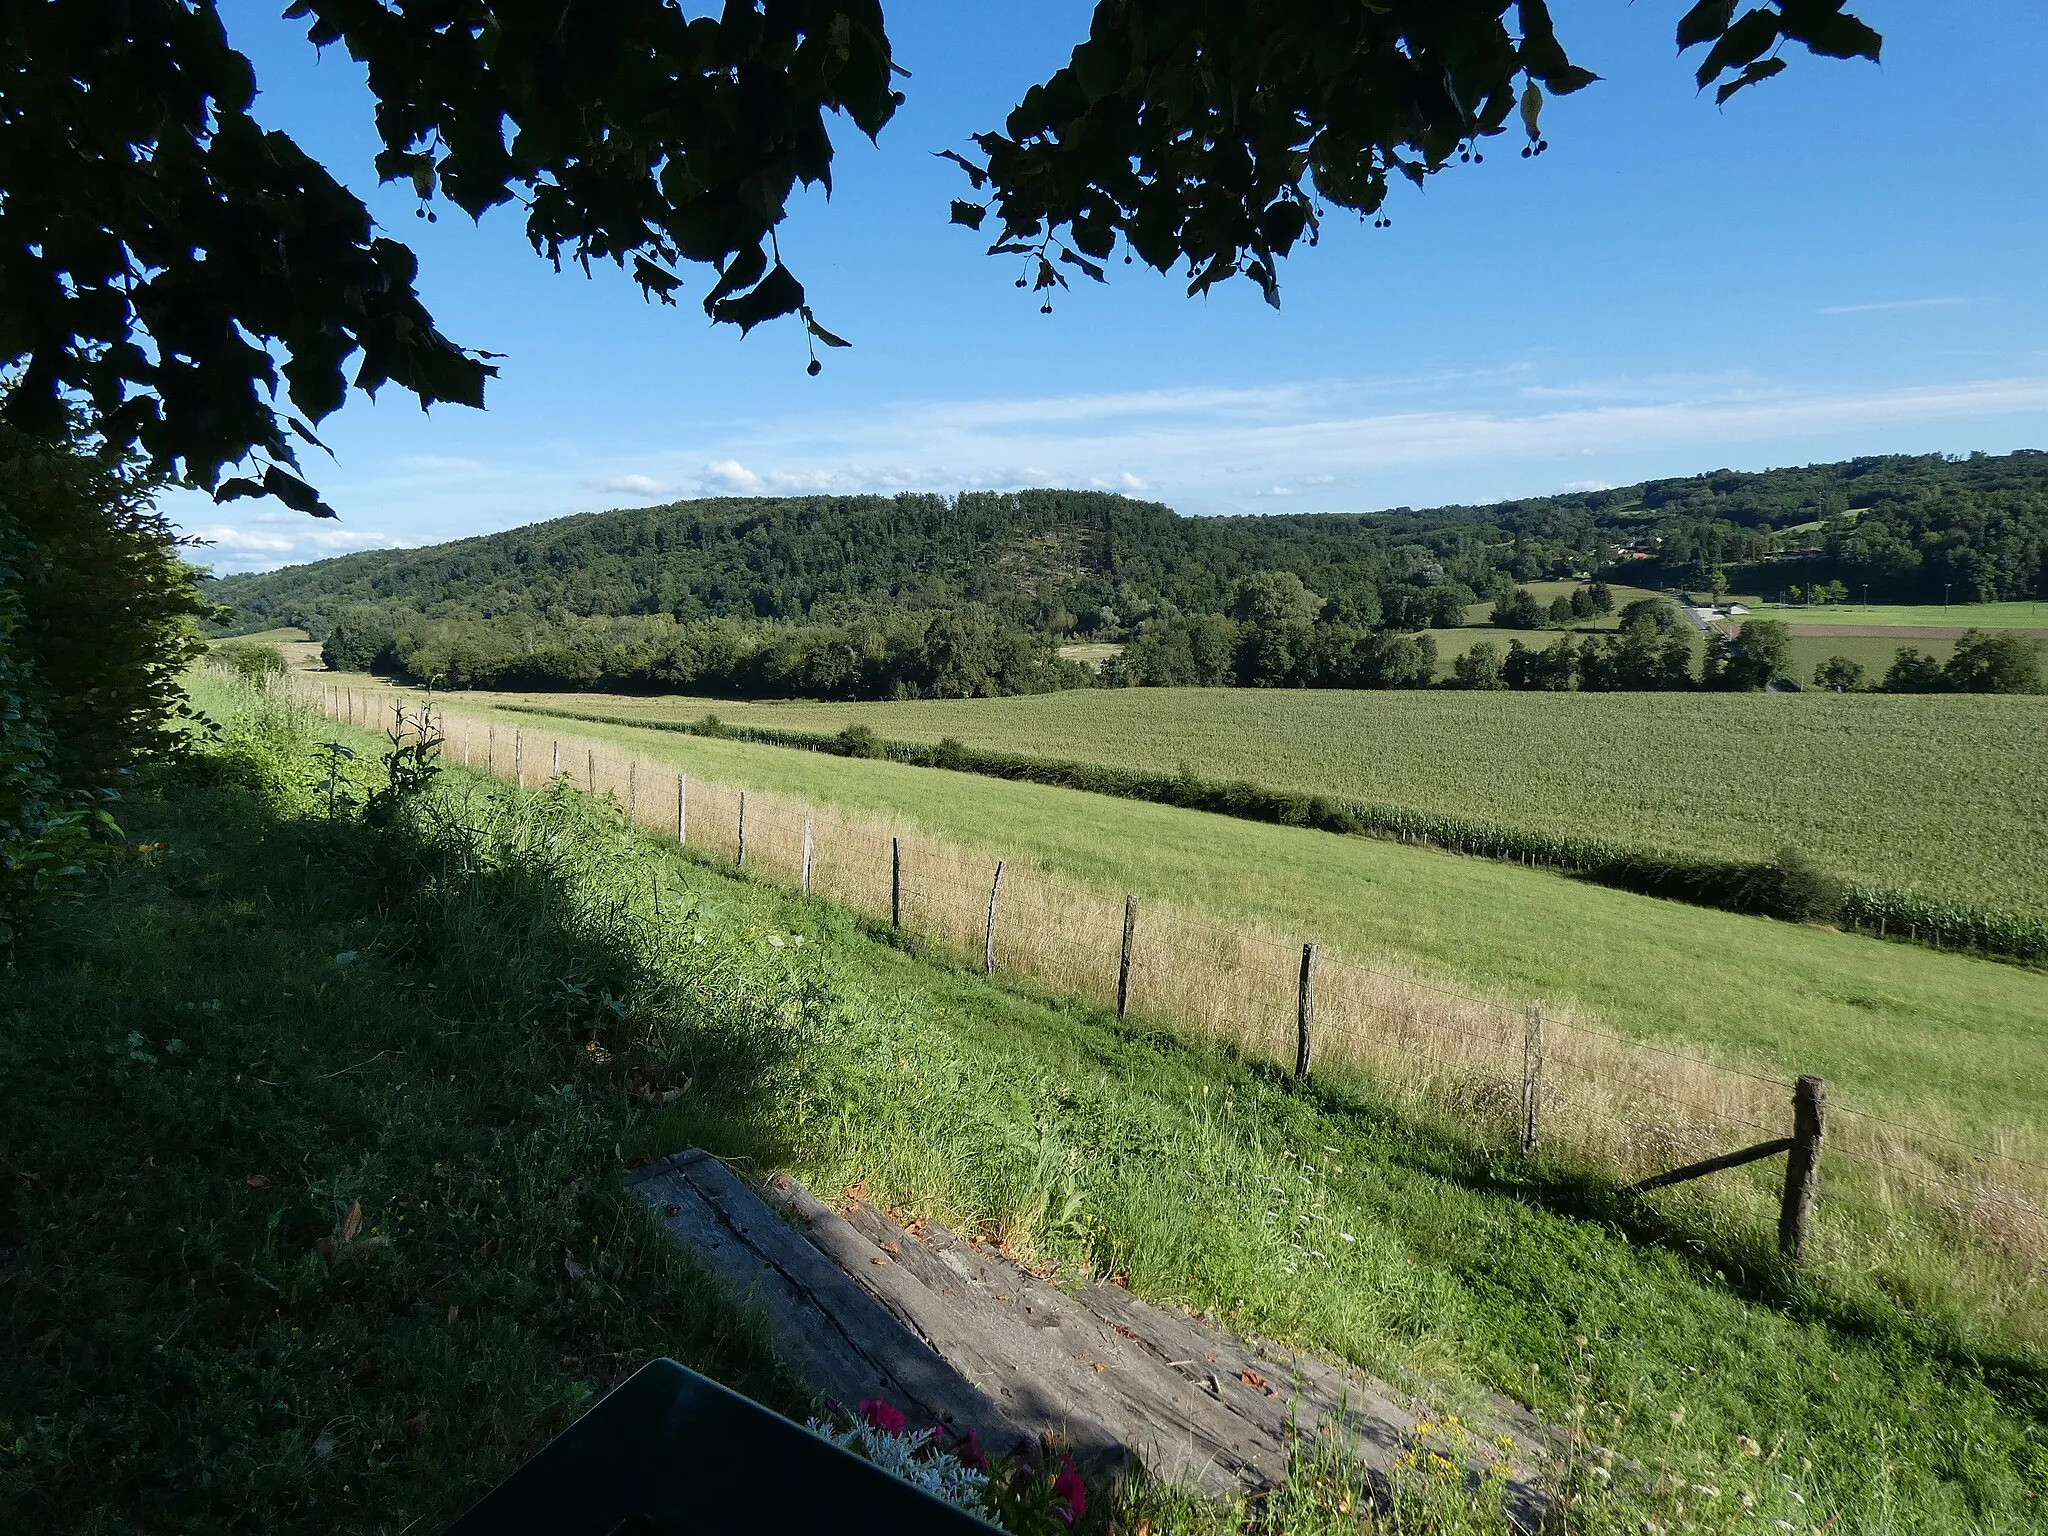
top-left (1676, 0), bottom-right (1741, 50)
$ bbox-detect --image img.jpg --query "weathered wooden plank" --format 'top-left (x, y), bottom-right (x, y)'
top-left (836, 1201), bottom-right (1286, 1492)
top-left (624, 1152), bottom-right (1016, 1446)
top-left (670, 1155), bottom-right (1014, 1443)
top-left (760, 1176), bottom-right (1129, 1474)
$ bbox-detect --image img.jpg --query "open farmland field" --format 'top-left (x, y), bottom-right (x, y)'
top-left (1740, 599), bottom-right (2048, 630)
top-left (427, 683), bottom-right (2048, 920)
top-left (14, 674), bottom-right (2047, 1536)
top-left (322, 677), bottom-right (2048, 1146)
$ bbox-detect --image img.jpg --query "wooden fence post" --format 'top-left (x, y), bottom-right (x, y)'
top-left (737, 792), bottom-right (748, 868)
top-left (1520, 1003), bottom-right (1544, 1155)
top-left (629, 759), bottom-right (638, 821)
top-left (677, 774), bottom-right (687, 844)
top-left (487, 725), bottom-right (495, 774)
top-left (461, 722), bottom-right (471, 767)
top-left (802, 814), bottom-right (814, 898)
top-left (1295, 943), bottom-right (1318, 1080)
top-left (984, 860), bottom-right (1005, 974)
top-left (1778, 1076), bottom-right (1826, 1262)
top-left (1117, 896), bottom-right (1139, 1019)
top-left (891, 837), bottom-right (903, 928)
top-left (587, 748), bottom-right (596, 793)
top-left (514, 730), bottom-right (523, 788)
top-left (552, 739), bottom-right (560, 780)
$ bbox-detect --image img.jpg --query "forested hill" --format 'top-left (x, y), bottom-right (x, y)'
top-left (209, 450), bottom-right (2048, 636)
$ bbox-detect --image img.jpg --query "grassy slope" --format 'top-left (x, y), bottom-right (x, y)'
top-left (7, 693), bottom-right (2044, 1534)
top-left (373, 690), bottom-right (2048, 1141)
top-left (430, 682), bottom-right (2048, 919)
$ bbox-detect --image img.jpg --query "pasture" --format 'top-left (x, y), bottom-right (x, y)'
top-left (431, 683), bottom-right (2048, 920)
top-left (321, 678), bottom-right (2048, 1155)
top-left (11, 675), bottom-right (2046, 1534)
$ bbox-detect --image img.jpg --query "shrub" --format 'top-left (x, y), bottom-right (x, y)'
top-left (214, 644), bottom-right (288, 680)
top-left (1943, 629), bottom-right (2042, 694)
top-left (835, 723), bottom-right (885, 758)
top-left (1812, 655), bottom-right (1865, 693)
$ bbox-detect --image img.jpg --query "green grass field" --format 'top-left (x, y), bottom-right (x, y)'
top-left (323, 681), bottom-right (2048, 1150)
top-left (429, 682), bottom-right (2048, 921)
top-left (9, 678), bottom-right (2043, 1533)
top-left (1745, 599), bottom-right (2048, 630)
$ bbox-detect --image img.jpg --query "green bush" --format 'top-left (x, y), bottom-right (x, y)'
top-left (213, 644), bottom-right (288, 680)
top-left (0, 422), bottom-right (214, 939)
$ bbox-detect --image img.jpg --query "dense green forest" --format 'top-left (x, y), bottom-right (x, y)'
top-left (209, 451), bottom-right (2048, 698)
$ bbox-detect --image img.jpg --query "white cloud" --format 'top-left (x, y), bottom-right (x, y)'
top-left (184, 522), bottom-right (410, 575)
top-left (1818, 297), bottom-right (1971, 316)
top-left (701, 458), bottom-right (764, 492)
top-left (600, 473), bottom-right (672, 496)
top-left (1561, 479), bottom-right (1614, 492)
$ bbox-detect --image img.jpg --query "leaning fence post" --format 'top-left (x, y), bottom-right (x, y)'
top-left (1521, 1003), bottom-right (1544, 1155)
top-left (802, 814), bottom-right (814, 898)
top-left (984, 859), bottom-right (1005, 974)
top-left (1117, 896), bottom-right (1139, 1019)
top-left (891, 837), bottom-right (903, 929)
top-left (552, 739), bottom-right (561, 779)
top-left (677, 773), bottom-right (687, 844)
top-left (1778, 1075), bottom-right (1826, 1261)
top-left (737, 792), bottom-right (748, 868)
top-left (1295, 943), bottom-right (1318, 1080)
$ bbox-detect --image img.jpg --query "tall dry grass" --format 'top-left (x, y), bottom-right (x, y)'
top-left (309, 679), bottom-right (2048, 1313)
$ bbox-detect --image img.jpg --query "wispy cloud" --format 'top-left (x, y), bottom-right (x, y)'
top-left (598, 473), bottom-right (673, 496)
top-left (1818, 296), bottom-right (1972, 316)
top-left (172, 370), bottom-right (2048, 571)
top-left (183, 522), bottom-right (412, 574)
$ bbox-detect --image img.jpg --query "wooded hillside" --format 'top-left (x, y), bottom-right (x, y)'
top-left (209, 451), bottom-right (2048, 638)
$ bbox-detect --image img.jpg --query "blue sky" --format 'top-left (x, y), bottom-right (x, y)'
top-left (184, 1), bottom-right (2048, 573)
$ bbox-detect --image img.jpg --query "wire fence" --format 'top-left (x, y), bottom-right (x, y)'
top-left (309, 679), bottom-right (2048, 1277)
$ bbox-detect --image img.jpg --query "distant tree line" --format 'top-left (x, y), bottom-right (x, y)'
top-left (1810, 631), bottom-right (2043, 695)
top-left (323, 605), bottom-right (1093, 701)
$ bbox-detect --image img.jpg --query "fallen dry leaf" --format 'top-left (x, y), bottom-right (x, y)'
top-left (340, 1199), bottom-right (363, 1244)
top-left (880, 1242), bottom-right (900, 1255)
top-left (1240, 1369), bottom-right (1269, 1391)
